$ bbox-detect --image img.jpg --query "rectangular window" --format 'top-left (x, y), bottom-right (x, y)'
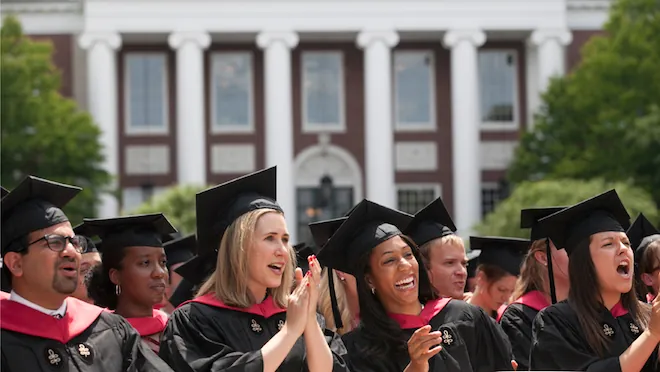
top-left (301, 51), bottom-right (344, 132)
top-left (124, 53), bottom-right (168, 134)
top-left (396, 184), bottom-right (441, 215)
top-left (481, 182), bottom-right (504, 217)
top-left (211, 52), bottom-right (254, 133)
top-left (478, 50), bottom-right (518, 130)
top-left (394, 51), bottom-right (435, 131)
top-left (296, 186), bottom-right (354, 243)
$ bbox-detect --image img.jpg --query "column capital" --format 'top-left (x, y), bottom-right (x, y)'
top-left (530, 29), bottom-right (573, 47)
top-left (356, 30), bottom-right (399, 49)
top-left (442, 30), bottom-right (486, 49)
top-left (256, 31), bottom-right (299, 50)
top-left (78, 32), bottom-right (122, 50)
top-left (168, 31), bottom-right (211, 50)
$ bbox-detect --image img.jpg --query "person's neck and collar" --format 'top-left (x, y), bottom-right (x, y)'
top-left (9, 287), bottom-right (67, 318)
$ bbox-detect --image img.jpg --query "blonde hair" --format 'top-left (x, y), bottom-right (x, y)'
top-left (317, 268), bottom-right (354, 335)
top-left (418, 234), bottom-right (465, 266)
top-left (511, 239), bottom-right (547, 301)
top-left (197, 209), bottom-right (295, 308)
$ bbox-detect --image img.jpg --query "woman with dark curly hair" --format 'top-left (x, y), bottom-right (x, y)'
top-left (318, 199), bottom-right (514, 372)
top-left (86, 213), bottom-right (176, 353)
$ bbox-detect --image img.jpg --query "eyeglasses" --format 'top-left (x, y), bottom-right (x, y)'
top-left (28, 234), bottom-right (86, 254)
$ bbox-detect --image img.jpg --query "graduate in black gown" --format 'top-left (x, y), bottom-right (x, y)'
top-left (0, 176), bottom-right (171, 372)
top-left (85, 213), bottom-right (177, 354)
top-left (530, 189), bottom-right (660, 371)
top-left (497, 206), bottom-right (570, 371)
top-left (466, 236), bottom-right (528, 318)
top-left (159, 167), bottom-right (349, 372)
top-left (318, 199), bottom-right (514, 372)
top-left (628, 214), bottom-right (660, 303)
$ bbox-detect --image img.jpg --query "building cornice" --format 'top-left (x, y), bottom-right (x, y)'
top-left (1, 1), bottom-right (82, 14)
top-left (567, 0), bottom-right (612, 11)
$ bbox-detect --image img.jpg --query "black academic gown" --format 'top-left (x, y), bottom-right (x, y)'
top-left (0, 297), bottom-right (171, 372)
top-left (530, 300), bottom-right (659, 371)
top-left (341, 298), bottom-right (514, 372)
top-left (498, 290), bottom-right (550, 371)
top-left (159, 293), bottom-right (349, 372)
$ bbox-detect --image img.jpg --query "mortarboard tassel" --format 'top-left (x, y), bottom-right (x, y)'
top-left (546, 237), bottom-right (557, 304)
top-left (328, 269), bottom-right (344, 330)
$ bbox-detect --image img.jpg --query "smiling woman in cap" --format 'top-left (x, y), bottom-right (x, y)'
top-left (158, 167), bottom-right (348, 372)
top-left (318, 199), bottom-right (514, 372)
top-left (530, 190), bottom-right (660, 371)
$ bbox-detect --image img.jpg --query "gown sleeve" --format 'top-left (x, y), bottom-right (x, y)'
top-left (112, 315), bottom-right (175, 372)
top-left (530, 307), bottom-right (621, 372)
top-left (158, 306), bottom-right (265, 372)
top-left (316, 313), bottom-right (350, 371)
top-left (499, 306), bottom-right (532, 371)
top-left (474, 309), bottom-right (515, 371)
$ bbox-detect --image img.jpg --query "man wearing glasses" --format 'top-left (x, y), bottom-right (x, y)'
top-left (0, 176), bottom-right (172, 372)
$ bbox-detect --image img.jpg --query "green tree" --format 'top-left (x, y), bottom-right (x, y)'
top-left (474, 179), bottom-right (659, 239)
top-left (1, 16), bottom-right (110, 224)
top-left (508, 0), bottom-right (660, 204)
top-left (130, 185), bottom-right (206, 234)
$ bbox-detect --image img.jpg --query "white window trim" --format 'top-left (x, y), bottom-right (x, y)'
top-left (393, 50), bottom-right (437, 132)
top-left (124, 52), bottom-right (169, 136)
top-left (210, 51), bottom-right (255, 134)
top-left (301, 51), bottom-right (346, 134)
top-left (395, 183), bottom-right (443, 210)
top-left (479, 49), bottom-right (520, 132)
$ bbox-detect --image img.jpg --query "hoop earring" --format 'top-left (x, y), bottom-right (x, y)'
top-left (115, 284), bottom-right (121, 296)
top-left (370, 287), bottom-right (375, 295)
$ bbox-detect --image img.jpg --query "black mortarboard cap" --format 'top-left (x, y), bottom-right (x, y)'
top-left (469, 236), bottom-right (529, 276)
top-left (537, 190), bottom-right (630, 256)
top-left (73, 222), bottom-right (100, 253)
top-left (175, 255), bottom-right (214, 286)
top-left (82, 213), bottom-right (177, 252)
top-left (404, 197), bottom-right (457, 247)
top-left (628, 214), bottom-right (660, 265)
top-left (196, 167), bottom-right (281, 257)
top-left (1, 186), bottom-right (9, 199)
top-left (1, 176), bottom-right (81, 255)
top-left (466, 249), bottom-right (481, 279)
top-left (317, 199), bottom-right (413, 276)
top-left (163, 234), bottom-right (197, 271)
top-left (308, 216), bottom-right (349, 330)
top-left (294, 242), bottom-right (318, 273)
top-left (521, 207), bottom-right (567, 241)
top-left (169, 278), bottom-right (196, 307)
top-left (309, 217), bottom-right (347, 250)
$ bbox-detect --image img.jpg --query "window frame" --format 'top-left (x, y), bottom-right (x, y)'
top-left (301, 50), bottom-right (346, 134)
top-left (481, 181), bottom-right (503, 217)
top-left (123, 52), bottom-right (170, 136)
top-left (478, 48), bottom-right (520, 132)
top-left (393, 49), bottom-right (437, 132)
top-left (395, 183), bottom-right (442, 214)
top-left (209, 51), bottom-right (255, 134)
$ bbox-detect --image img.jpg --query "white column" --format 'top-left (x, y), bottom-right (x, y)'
top-left (442, 30), bottom-right (486, 237)
top-left (357, 30), bottom-right (399, 208)
top-left (256, 31), bottom-right (299, 241)
top-left (78, 32), bottom-right (122, 218)
top-left (169, 32), bottom-right (211, 186)
top-left (530, 29), bottom-right (573, 95)
top-left (525, 41), bottom-right (540, 129)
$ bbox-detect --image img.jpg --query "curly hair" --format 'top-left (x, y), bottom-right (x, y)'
top-left (87, 245), bottom-right (125, 309)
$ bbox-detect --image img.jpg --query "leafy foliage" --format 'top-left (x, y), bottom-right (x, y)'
top-left (1, 16), bottom-right (110, 224)
top-left (508, 0), bottom-right (660, 204)
top-left (130, 185), bottom-right (207, 235)
top-left (474, 179), bottom-right (659, 239)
